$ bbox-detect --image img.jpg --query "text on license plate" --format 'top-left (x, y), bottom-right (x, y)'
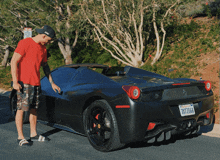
top-left (178, 104), bottom-right (195, 117)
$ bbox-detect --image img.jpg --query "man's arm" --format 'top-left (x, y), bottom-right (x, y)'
top-left (42, 62), bottom-right (61, 93)
top-left (11, 52), bottom-right (22, 91)
top-left (42, 62), bottom-right (53, 84)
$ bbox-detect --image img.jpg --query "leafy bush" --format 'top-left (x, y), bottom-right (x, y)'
top-left (72, 41), bottom-right (117, 65)
top-left (0, 66), bottom-right (12, 86)
top-left (177, 0), bottom-right (216, 17)
top-left (206, 0), bottom-right (220, 17)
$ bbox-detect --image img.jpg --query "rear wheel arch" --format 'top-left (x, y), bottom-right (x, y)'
top-left (82, 96), bottom-right (104, 115)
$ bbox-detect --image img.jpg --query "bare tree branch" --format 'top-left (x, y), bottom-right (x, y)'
top-left (131, 2), bottom-right (140, 54)
top-left (94, 28), bottom-right (132, 66)
top-left (72, 30), bottom-right (78, 49)
top-left (101, 0), bottom-right (109, 24)
top-left (139, 2), bottom-right (148, 61)
top-left (8, 10), bottom-right (38, 27)
top-left (0, 38), bottom-right (5, 42)
top-left (1, 45), bottom-right (9, 67)
top-left (151, 0), bottom-right (179, 65)
top-left (82, 0), bottom-right (180, 67)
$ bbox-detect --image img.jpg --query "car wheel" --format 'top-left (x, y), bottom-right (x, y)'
top-left (83, 99), bottom-right (124, 152)
top-left (10, 91), bottom-right (29, 123)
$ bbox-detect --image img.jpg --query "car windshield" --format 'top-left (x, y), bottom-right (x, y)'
top-left (65, 64), bottom-right (126, 77)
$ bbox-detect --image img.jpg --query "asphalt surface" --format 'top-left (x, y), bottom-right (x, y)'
top-left (1, 89), bottom-right (220, 160)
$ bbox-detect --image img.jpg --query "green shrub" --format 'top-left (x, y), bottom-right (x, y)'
top-left (0, 66), bottom-right (12, 86)
top-left (206, 0), bottom-right (220, 17)
top-left (177, 0), bottom-right (216, 17)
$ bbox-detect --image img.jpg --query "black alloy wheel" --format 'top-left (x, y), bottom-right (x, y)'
top-left (83, 100), bottom-right (124, 152)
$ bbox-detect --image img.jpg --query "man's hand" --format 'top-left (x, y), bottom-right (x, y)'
top-left (51, 83), bottom-right (61, 93)
top-left (13, 82), bottom-right (22, 92)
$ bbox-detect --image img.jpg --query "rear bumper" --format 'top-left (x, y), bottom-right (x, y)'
top-left (112, 94), bottom-right (214, 144)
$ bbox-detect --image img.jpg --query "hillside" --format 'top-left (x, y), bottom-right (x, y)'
top-left (188, 17), bottom-right (219, 123)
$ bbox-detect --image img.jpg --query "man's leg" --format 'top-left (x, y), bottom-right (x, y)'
top-left (16, 109), bottom-right (31, 146)
top-left (29, 107), bottom-right (50, 142)
top-left (29, 86), bottom-right (40, 138)
top-left (15, 110), bottom-right (25, 139)
top-left (15, 84), bottom-right (32, 146)
top-left (29, 86), bottom-right (49, 142)
top-left (29, 108), bottom-right (38, 137)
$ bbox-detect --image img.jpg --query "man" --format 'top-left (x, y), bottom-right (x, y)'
top-left (11, 25), bottom-right (61, 146)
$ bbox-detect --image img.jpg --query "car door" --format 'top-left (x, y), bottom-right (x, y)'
top-left (39, 67), bottom-right (77, 123)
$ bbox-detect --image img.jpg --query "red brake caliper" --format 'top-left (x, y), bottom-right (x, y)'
top-left (93, 114), bottom-right (100, 134)
top-left (95, 114), bottom-right (99, 120)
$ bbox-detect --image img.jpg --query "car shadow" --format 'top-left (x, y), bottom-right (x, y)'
top-left (0, 95), bottom-right (14, 125)
top-left (38, 128), bottom-right (62, 141)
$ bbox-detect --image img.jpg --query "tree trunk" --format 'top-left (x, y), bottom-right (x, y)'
top-left (58, 41), bottom-right (73, 65)
top-left (65, 54), bottom-right (72, 65)
top-left (1, 45), bottom-right (9, 67)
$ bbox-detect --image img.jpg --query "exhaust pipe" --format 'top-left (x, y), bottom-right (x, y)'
top-left (192, 125), bottom-right (200, 134)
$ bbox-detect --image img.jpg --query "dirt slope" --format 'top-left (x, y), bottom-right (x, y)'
top-left (191, 50), bottom-right (219, 123)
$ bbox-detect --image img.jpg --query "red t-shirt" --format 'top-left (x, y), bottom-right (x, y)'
top-left (14, 38), bottom-right (47, 86)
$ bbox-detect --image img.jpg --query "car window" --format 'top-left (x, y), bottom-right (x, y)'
top-left (104, 66), bottom-right (125, 75)
top-left (88, 67), bottom-right (103, 74)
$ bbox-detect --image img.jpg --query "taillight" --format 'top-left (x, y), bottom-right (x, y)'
top-left (147, 122), bottom-right (156, 131)
top-left (199, 80), bottom-right (211, 91)
top-left (206, 112), bottom-right (210, 119)
top-left (122, 86), bottom-right (141, 100)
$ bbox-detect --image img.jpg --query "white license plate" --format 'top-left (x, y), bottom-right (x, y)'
top-left (178, 104), bottom-right (195, 117)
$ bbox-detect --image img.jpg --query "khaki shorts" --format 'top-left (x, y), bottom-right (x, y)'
top-left (17, 84), bottom-right (41, 111)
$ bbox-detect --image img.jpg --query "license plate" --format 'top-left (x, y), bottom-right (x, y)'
top-left (178, 104), bottom-right (195, 117)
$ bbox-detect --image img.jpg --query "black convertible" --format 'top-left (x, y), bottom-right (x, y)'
top-left (10, 64), bottom-right (214, 152)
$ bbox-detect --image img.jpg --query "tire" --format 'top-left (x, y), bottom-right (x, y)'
top-left (10, 90), bottom-right (29, 123)
top-left (83, 99), bottom-right (124, 152)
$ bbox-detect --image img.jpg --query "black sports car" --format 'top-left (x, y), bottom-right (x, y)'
top-left (10, 63), bottom-right (214, 152)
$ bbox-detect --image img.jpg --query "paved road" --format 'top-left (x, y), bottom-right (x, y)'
top-left (1, 95), bottom-right (220, 160)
